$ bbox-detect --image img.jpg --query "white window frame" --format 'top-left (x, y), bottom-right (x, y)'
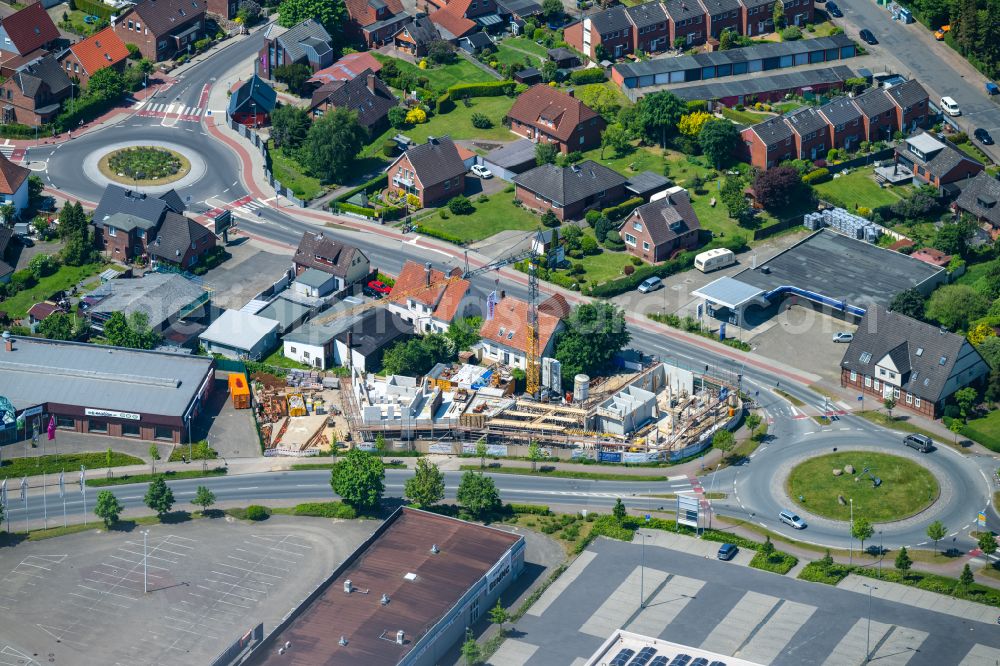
top-left (107, 226), bottom-right (117, 237)
top-left (914, 397), bottom-right (921, 408)
top-left (850, 370), bottom-right (857, 382)
top-left (906, 393), bottom-right (912, 404)
top-left (864, 376), bottom-right (871, 387)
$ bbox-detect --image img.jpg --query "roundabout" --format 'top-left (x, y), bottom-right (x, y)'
top-left (81, 139), bottom-right (207, 194)
top-left (785, 450), bottom-right (939, 522)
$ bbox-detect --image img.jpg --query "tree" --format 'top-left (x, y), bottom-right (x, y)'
top-left (760, 535), bottom-right (775, 558)
top-left (144, 475), bottom-right (175, 516)
top-left (613, 497), bottom-right (627, 524)
top-left (600, 123), bottom-right (631, 158)
top-left (933, 219), bottom-right (974, 256)
top-left (476, 439), bottom-right (488, 469)
top-left (958, 563), bottom-right (974, 588)
top-left (540, 60), bottom-right (558, 83)
top-left (299, 108), bottom-right (367, 184)
top-left (752, 166), bottom-right (802, 210)
top-left (193, 485), bottom-right (216, 513)
top-left (461, 630), bottom-right (481, 666)
top-left (542, 0), bottom-right (562, 18)
top-left (699, 119), bottom-right (740, 168)
top-left (894, 545), bottom-right (912, 575)
top-left (428, 39), bottom-right (456, 64)
top-left (61, 227), bottom-right (97, 266)
top-left (638, 91), bottom-right (686, 147)
top-left (554, 302), bottom-right (630, 379)
top-left (925, 284), bottom-right (989, 331)
top-left (446, 316), bottom-right (482, 351)
top-left (772, 0), bottom-right (785, 29)
top-left (852, 517), bottom-right (874, 553)
top-left (270, 104), bottom-right (311, 149)
top-left (456, 471), bottom-right (502, 519)
top-left (527, 441), bottom-right (543, 472)
top-left (374, 432), bottom-right (386, 457)
top-left (535, 142), bottom-right (558, 165)
top-left (331, 448), bottom-right (385, 511)
top-left (236, 0), bottom-right (261, 23)
top-left (28, 253), bottom-right (57, 279)
top-left (926, 520), bottom-right (947, 553)
top-left (277, 0), bottom-right (345, 34)
top-left (404, 458), bottom-right (445, 508)
top-left (148, 443), bottom-right (160, 475)
top-left (94, 490), bottom-right (123, 528)
top-left (575, 84), bottom-right (622, 119)
top-left (273, 63), bottom-right (312, 97)
top-left (489, 598), bottom-right (510, 633)
top-left (87, 66), bottom-right (126, 102)
top-left (713, 429), bottom-right (735, 456)
top-left (744, 412), bottom-right (762, 440)
top-left (949, 418), bottom-right (964, 446)
top-left (977, 530), bottom-right (997, 558)
top-left (888, 288), bottom-right (925, 320)
top-left (58, 201), bottom-right (88, 239)
top-left (388, 106), bottom-right (408, 129)
top-left (37, 312), bottom-right (75, 341)
top-left (883, 396), bottom-right (896, 420)
top-left (987, 366), bottom-right (1000, 403)
top-left (678, 111), bottom-right (712, 137)
top-left (954, 386), bottom-right (978, 419)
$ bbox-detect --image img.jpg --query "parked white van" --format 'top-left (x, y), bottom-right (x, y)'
top-left (694, 248), bottom-right (736, 273)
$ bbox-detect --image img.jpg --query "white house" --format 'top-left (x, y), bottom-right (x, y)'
top-left (0, 153), bottom-right (30, 221)
top-left (293, 231), bottom-right (370, 292)
top-left (200, 309), bottom-right (279, 360)
top-left (385, 260), bottom-right (472, 334)
top-left (292, 267), bottom-right (336, 298)
top-left (477, 295), bottom-right (565, 370)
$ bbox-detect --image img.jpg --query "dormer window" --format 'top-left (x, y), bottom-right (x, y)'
top-left (939, 356), bottom-right (947, 365)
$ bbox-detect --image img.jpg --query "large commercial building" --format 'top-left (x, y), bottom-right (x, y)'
top-left (0, 333), bottom-right (214, 444)
top-left (241, 507), bottom-right (524, 666)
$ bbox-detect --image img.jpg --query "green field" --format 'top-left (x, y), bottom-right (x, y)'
top-left (417, 193), bottom-right (542, 242)
top-left (369, 96), bottom-right (517, 152)
top-left (962, 410), bottom-right (1000, 453)
top-left (372, 54), bottom-right (495, 93)
top-left (786, 451), bottom-right (940, 522)
top-left (0, 261), bottom-right (105, 319)
top-left (490, 44), bottom-right (538, 67)
top-left (268, 144), bottom-right (324, 199)
top-left (812, 170), bottom-right (906, 209)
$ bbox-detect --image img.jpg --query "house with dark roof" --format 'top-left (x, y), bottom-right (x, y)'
top-left (955, 172), bottom-right (1000, 233)
top-left (346, 0), bottom-right (410, 47)
top-left (547, 47), bottom-right (580, 68)
top-left (885, 79), bottom-right (930, 134)
top-left (307, 52), bottom-right (382, 85)
top-left (625, 2), bottom-right (670, 53)
top-left (0, 225), bottom-right (14, 283)
top-left (293, 231), bottom-right (371, 291)
top-left (112, 0), bottom-right (207, 62)
top-left (477, 295), bottom-right (564, 369)
top-left (309, 69), bottom-right (397, 132)
top-left (663, 0), bottom-right (706, 46)
top-left (57, 27), bottom-right (129, 86)
top-left (817, 96), bottom-right (863, 152)
top-left (257, 19), bottom-right (334, 80)
top-left (840, 305), bottom-right (990, 418)
top-left (92, 184), bottom-right (189, 261)
top-left (619, 189), bottom-right (701, 262)
top-left (386, 136), bottom-right (467, 207)
top-left (894, 131), bottom-right (983, 190)
top-left (460, 31), bottom-right (494, 53)
top-left (334, 308), bottom-right (413, 372)
top-left (386, 260), bottom-right (472, 333)
top-left (699, 0), bottom-right (741, 39)
top-left (850, 87), bottom-right (898, 142)
top-left (625, 170), bottom-right (671, 201)
top-left (0, 3), bottom-right (59, 59)
top-left (513, 160), bottom-right (628, 221)
top-left (739, 0), bottom-right (773, 35)
top-left (507, 84), bottom-right (605, 154)
top-left (785, 106), bottom-right (828, 160)
top-left (0, 152), bottom-right (30, 219)
top-left (740, 115), bottom-right (795, 169)
top-left (148, 211), bottom-right (217, 269)
top-left (227, 74), bottom-right (277, 127)
top-left (0, 54), bottom-right (71, 126)
top-left (391, 15), bottom-right (440, 57)
top-left (563, 6), bottom-right (632, 60)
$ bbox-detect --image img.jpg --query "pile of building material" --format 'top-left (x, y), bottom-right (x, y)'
top-left (805, 208), bottom-right (881, 242)
top-left (249, 368), bottom-right (348, 454)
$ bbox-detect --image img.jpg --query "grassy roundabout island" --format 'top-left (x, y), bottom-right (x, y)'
top-left (786, 451), bottom-right (939, 522)
top-left (98, 146), bottom-right (190, 186)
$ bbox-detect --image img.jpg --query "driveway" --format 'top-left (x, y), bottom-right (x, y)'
top-left (201, 242), bottom-right (292, 310)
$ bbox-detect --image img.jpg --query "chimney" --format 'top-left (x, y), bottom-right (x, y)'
top-left (566, 88), bottom-right (574, 98)
top-left (2, 331), bottom-right (11, 352)
top-left (499, 289), bottom-right (506, 299)
top-left (367, 72), bottom-right (377, 94)
top-left (425, 262), bottom-right (432, 286)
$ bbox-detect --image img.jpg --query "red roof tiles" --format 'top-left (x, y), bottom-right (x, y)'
top-left (508, 84), bottom-right (601, 142)
top-left (389, 260), bottom-right (470, 324)
top-left (0, 152), bottom-right (29, 195)
top-left (479, 295), bottom-right (562, 355)
top-left (67, 27), bottom-right (129, 76)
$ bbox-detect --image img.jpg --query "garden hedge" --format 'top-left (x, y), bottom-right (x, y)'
top-left (73, 0), bottom-right (114, 20)
top-left (802, 168), bottom-right (830, 184)
top-left (415, 224), bottom-right (464, 244)
top-left (570, 68), bottom-right (607, 84)
top-left (447, 80), bottom-right (516, 99)
top-left (601, 196), bottom-right (644, 221)
top-left (437, 92), bottom-right (454, 113)
top-left (336, 202), bottom-right (377, 218)
top-left (334, 173), bottom-right (388, 204)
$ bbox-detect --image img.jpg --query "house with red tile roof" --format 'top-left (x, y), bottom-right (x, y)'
top-left (507, 84), bottom-right (605, 154)
top-left (0, 3), bottom-right (59, 59)
top-left (57, 27), bottom-right (130, 86)
top-left (0, 152), bottom-right (30, 219)
top-left (345, 0), bottom-right (411, 47)
top-left (477, 295), bottom-right (564, 370)
top-left (28, 301), bottom-right (62, 325)
top-left (307, 52), bottom-right (383, 85)
top-left (386, 260), bottom-right (472, 334)
top-left (430, 0), bottom-right (499, 39)
top-left (910, 247), bottom-right (952, 268)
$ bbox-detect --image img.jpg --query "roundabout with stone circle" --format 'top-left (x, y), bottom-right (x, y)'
top-left (785, 450), bottom-right (940, 523)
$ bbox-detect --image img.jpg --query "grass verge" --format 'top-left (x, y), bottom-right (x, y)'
top-left (1, 451), bottom-right (144, 480)
top-left (86, 467), bottom-right (227, 487)
top-left (774, 388), bottom-right (806, 407)
top-left (854, 566), bottom-right (1000, 607)
top-left (461, 465), bottom-right (668, 482)
top-left (857, 410), bottom-right (968, 452)
top-left (961, 410), bottom-right (1000, 453)
top-left (797, 560), bottom-right (853, 585)
top-left (290, 462), bottom-right (406, 470)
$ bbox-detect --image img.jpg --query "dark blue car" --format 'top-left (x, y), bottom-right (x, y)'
top-left (826, 2), bottom-right (842, 16)
top-left (717, 543), bottom-right (738, 560)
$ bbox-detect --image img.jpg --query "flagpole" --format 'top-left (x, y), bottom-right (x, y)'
top-left (42, 471), bottom-right (47, 530)
top-left (80, 465), bottom-right (87, 526)
top-left (23, 477), bottom-right (28, 534)
top-left (1, 479), bottom-right (7, 534)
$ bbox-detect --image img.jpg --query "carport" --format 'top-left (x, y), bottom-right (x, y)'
top-left (691, 276), bottom-right (768, 329)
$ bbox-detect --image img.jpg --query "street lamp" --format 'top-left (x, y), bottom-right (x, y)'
top-left (849, 498), bottom-right (854, 566)
top-left (639, 526), bottom-right (650, 610)
top-left (141, 529), bottom-right (150, 593)
top-left (878, 529), bottom-right (883, 578)
top-left (862, 582), bottom-right (877, 663)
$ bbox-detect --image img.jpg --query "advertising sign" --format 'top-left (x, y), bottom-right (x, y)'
top-left (85, 408), bottom-right (140, 421)
top-left (676, 494), bottom-right (700, 528)
top-left (623, 451), bottom-right (660, 463)
top-left (22, 406), bottom-right (42, 418)
top-left (429, 443), bottom-right (454, 454)
top-left (719, 323), bottom-right (727, 341)
top-left (598, 450), bottom-right (622, 463)
top-left (486, 551), bottom-right (513, 595)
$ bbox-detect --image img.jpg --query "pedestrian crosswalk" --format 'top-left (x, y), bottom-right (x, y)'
top-left (137, 102), bottom-right (205, 121)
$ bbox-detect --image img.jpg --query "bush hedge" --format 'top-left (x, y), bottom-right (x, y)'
top-left (381, 205), bottom-right (405, 221)
top-left (437, 92), bottom-right (454, 113)
top-left (334, 173), bottom-right (388, 204)
top-left (337, 202), bottom-right (377, 218)
top-left (750, 549), bottom-right (798, 574)
top-left (802, 167), bottom-right (830, 185)
top-left (0, 123), bottom-right (42, 139)
top-left (854, 567), bottom-right (1000, 607)
top-left (601, 196), bottom-right (644, 221)
top-left (570, 69), bottom-right (607, 84)
top-left (55, 93), bottom-right (119, 132)
top-left (797, 561), bottom-right (852, 585)
top-left (292, 501), bottom-right (357, 518)
top-left (447, 80), bottom-right (516, 99)
top-left (74, 0), bottom-right (114, 20)
top-left (415, 224), bottom-right (464, 244)
top-left (509, 503), bottom-right (552, 515)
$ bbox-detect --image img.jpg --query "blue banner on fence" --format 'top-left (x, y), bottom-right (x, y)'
top-left (598, 451), bottom-right (623, 463)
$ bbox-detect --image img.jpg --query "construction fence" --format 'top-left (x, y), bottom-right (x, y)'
top-left (226, 116), bottom-right (307, 208)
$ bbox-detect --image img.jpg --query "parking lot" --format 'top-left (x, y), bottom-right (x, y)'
top-left (0, 516), bottom-right (373, 666)
top-left (748, 303), bottom-right (858, 384)
top-left (203, 244), bottom-right (292, 311)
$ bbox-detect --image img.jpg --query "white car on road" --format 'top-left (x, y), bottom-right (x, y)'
top-left (940, 96), bottom-right (961, 116)
top-left (471, 164), bottom-right (493, 178)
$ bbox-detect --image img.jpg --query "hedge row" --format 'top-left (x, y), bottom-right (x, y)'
top-left (337, 202), bottom-right (377, 218)
top-left (0, 123), bottom-right (42, 139)
top-left (570, 68), bottom-right (606, 84)
top-left (54, 93), bottom-right (118, 132)
top-left (381, 205), bottom-right (405, 221)
top-left (74, 0), bottom-right (114, 20)
top-left (334, 173), bottom-right (388, 204)
top-left (447, 80), bottom-right (516, 99)
top-left (292, 501), bottom-right (357, 519)
top-left (802, 168), bottom-right (830, 184)
top-left (509, 503), bottom-right (551, 515)
top-left (437, 92), bottom-right (454, 114)
top-left (601, 196), bottom-right (644, 221)
top-left (415, 223), bottom-right (464, 244)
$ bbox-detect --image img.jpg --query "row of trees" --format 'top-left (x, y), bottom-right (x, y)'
top-left (94, 479), bottom-right (215, 527)
top-left (270, 105), bottom-right (367, 184)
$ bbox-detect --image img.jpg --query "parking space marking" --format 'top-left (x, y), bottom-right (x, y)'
top-left (702, 591), bottom-right (781, 656)
top-left (0, 645), bottom-right (40, 666)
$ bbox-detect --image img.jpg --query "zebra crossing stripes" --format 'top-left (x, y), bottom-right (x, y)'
top-left (0, 143), bottom-right (13, 158)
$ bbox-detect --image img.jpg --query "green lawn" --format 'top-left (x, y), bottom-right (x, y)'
top-left (812, 170), bottom-right (906, 209)
top-left (86, 468), bottom-right (227, 487)
top-left (786, 451), bottom-right (939, 521)
top-left (372, 54), bottom-right (495, 93)
top-left (369, 96), bottom-right (517, 151)
top-left (0, 261), bottom-right (105, 319)
top-left (0, 452), bottom-right (144, 481)
top-left (459, 465), bottom-right (668, 482)
top-left (490, 44), bottom-right (538, 68)
top-left (720, 107), bottom-right (773, 125)
top-left (268, 144), bottom-right (324, 200)
top-left (61, 10), bottom-right (100, 36)
top-left (807, 20), bottom-right (842, 37)
top-left (502, 37), bottom-right (551, 60)
top-left (957, 141), bottom-right (993, 166)
top-left (418, 192), bottom-right (542, 243)
top-left (962, 410), bottom-right (1000, 453)
top-left (263, 347), bottom-right (313, 370)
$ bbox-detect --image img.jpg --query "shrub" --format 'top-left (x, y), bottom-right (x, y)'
top-left (334, 173), bottom-right (388, 203)
top-left (471, 112), bottom-right (493, 129)
top-left (448, 195), bottom-right (474, 215)
top-left (629, 255), bottom-right (642, 266)
top-left (950, 132), bottom-right (969, 145)
top-left (447, 80), bottom-right (516, 99)
top-left (509, 503), bottom-right (551, 515)
top-left (750, 549), bottom-right (798, 574)
top-left (382, 139), bottom-right (397, 157)
top-left (798, 561), bottom-right (853, 585)
top-left (802, 168), bottom-right (831, 184)
top-left (244, 505), bottom-right (270, 521)
top-left (541, 210), bottom-right (559, 227)
top-left (781, 26), bottom-right (802, 40)
top-left (585, 209), bottom-right (602, 226)
top-left (686, 99), bottom-right (708, 112)
top-left (570, 69), bottom-right (606, 85)
top-left (292, 501), bottom-right (357, 518)
top-left (405, 108), bottom-right (427, 124)
top-left (623, 264), bottom-right (635, 275)
top-left (601, 196), bottom-right (644, 221)
top-left (337, 202), bottom-right (377, 218)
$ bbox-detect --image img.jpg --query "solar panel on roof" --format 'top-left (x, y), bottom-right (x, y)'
top-left (708, 661), bottom-right (728, 666)
top-left (669, 656), bottom-right (692, 666)
top-left (611, 649), bottom-right (637, 666)
top-left (629, 647), bottom-right (658, 666)
top-left (650, 657), bottom-right (670, 666)
top-left (690, 658), bottom-right (709, 666)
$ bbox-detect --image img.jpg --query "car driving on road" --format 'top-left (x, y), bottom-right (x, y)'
top-left (859, 29), bottom-right (877, 44)
top-left (779, 510), bottom-right (807, 529)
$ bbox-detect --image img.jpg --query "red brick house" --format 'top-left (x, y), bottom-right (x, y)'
top-left (739, 0), bottom-right (774, 36)
top-left (57, 27), bottom-right (130, 86)
top-left (893, 132), bottom-right (983, 189)
top-left (840, 305), bottom-right (989, 418)
top-left (507, 85), bottom-right (605, 154)
top-left (619, 189), bottom-right (701, 262)
top-left (563, 6), bottom-right (632, 60)
top-left (817, 96), bottom-right (863, 152)
top-left (740, 116), bottom-right (795, 169)
top-left (390, 16), bottom-right (440, 57)
top-left (308, 52), bottom-right (383, 85)
top-left (699, 0), bottom-right (742, 39)
top-left (430, 0), bottom-right (498, 39)
top-left (386, 136), bottom-right (467, 208)
top-left (0, 54), bottom-right (72, 127)
top-left (850, 87), bottom-right (898, 142)
top-left (112, 0), bottom-right (207, 62)
top-left (784, 106), bottom-right (827, 160)
top-left (149, 212), bottom-right (217, 269)
top-left (92, 185), bottom-right (188, 262)
top-left (513, 161), bottom-right (627, 221)
top-left (345, 0), bottom-right (411, 47)
top-left (664, 0), bottom-right (706, 46)
top-left (626, 3), bottom-right (670, 54)
top-left (885, 79), bottom-right (930, 135)
top-left (0, 3), bottom-right (59, 63)
top-left (206, 0), bottom-right (239, 19)
top-left (780, 0), bottom-right (813, 27)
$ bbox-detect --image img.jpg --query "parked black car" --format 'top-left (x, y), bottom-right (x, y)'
top-left (859, 28), bottom-right (878, 44)
top-left (975, 127), bottom-right (995, 145)
top-left (826, 1), bottom-right (842, 15)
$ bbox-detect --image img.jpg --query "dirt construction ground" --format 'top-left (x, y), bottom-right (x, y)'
top-left (0, 516), bottom-right (374, 666)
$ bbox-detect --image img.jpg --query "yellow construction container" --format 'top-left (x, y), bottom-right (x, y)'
top-left (288, 394), bottom-right (307, 417)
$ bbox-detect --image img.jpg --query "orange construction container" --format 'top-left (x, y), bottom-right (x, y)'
top-left (229, 373), bottom-right (251, 409)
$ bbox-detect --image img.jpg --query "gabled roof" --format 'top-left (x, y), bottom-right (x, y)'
top-left (784, 106), bottom-right (827, 138)
top-left (513, 160), bottom-right (628, 207)
top-left (335, 309), bottom-right (412, 357)
top-left (66, 27), bottom-right (129, 76)
top-left (148, 212), bottom-right (214, 263)
top-left (127, 0), bottom-right (206, 35)
top-left (394, 15), bottom-right (439, 45)
top-left (662, 0), bottom-right (705, 21)
top-left (817, 96), bottom-right (862, 127)
top-left (747, 115), bottom-right (793, 147)
top-left (698, 0), bottom-right (742, 16)
top-left (272, 18), bottom-right (333, 63)
top-left (625, 190), bottom-right (700, 246)
top-left (851, 87), bottom-right (895, 118)
top-left (93, 184), bottom-right (183, 229)
top-left (28, 301), bottom-right (59, 321)
top-left (479, 296), bottom-right (562, 355)
top-left (0, 152), bottom-right (29, 195)
top-left (13, 54), bottom-right (71, 99)
top-left (429, 4), bottom-right (477, 38)
top-left (294, 231), bottom-right (368, 278)
top-left (227, 74), bottom-right (277, 116)
top-left (391, 136), bottom-right (467, 188)
top-left (388, 260), bottom-right (470, 324)
top-left (508, 84), bottom-right (601, 142)
top-left (589, 5), bottom-right (631, 33)
top-left (308, 52), bottom-right (383, 84)
top-left (896, 131), bottom-right (982, 181)
top-left (310, 69), bottom-right (397, 128)
top-left (625, 1), bottom-right (668, 27)
top-left (956, 172), bottom-right (1000, 227)
top-left (840, 305), bottom-right (989, 402)
top-left (200, 309), bottom-right (278, 350)
top-left (0, 3), bottom-right (59, 56)
top-left (345, 0), bottom-right (404, 27)
top-left (885, 78), bottom-right (928, 110)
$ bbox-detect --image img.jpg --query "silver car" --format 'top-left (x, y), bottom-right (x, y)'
top-left (832, 332), bottom-right (854, 343)
top-left (779, 510), bottom-right (807, 529)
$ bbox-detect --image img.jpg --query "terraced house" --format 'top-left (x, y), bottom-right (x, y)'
top-left (817, 96), bottom-right (863, 152)
top-left (700, 0), bottom-right (742, 39)
top-left (740, 115), bottom-right (795, 168)
top-left (784, 106), bottom-right (827, 160)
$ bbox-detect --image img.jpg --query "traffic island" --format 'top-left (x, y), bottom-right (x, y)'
top-left (98, 146), bottom-right (190, 186)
